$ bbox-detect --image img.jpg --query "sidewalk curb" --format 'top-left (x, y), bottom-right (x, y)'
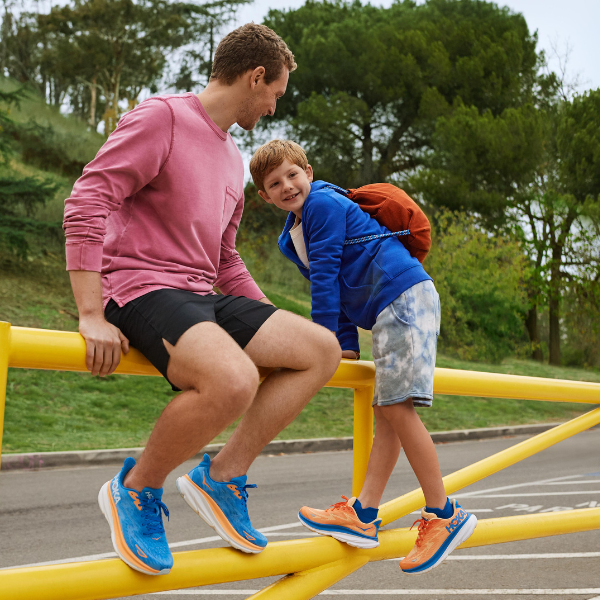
top-left (2, 422), bottom-right (596, 472)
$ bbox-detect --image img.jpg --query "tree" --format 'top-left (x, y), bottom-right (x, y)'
top-left (412, 91), bottom-right (600, 365)
top-left (261, 0), bottom-right (538, 187)
top-left (3, 0), bottom-right (249, 130)
top-left (0, 89), bottom-right (59, 258)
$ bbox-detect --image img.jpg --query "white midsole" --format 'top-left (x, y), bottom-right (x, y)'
top-left (298, 515), bottom-right (379, 549)
top-left (175, 476), bottom-right (262, 554)
top-left (403, 514), bottom-right (478, 575)
top-left (97, 481), bottom-right (169, 576)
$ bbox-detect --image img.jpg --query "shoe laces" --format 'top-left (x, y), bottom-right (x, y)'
top-left (232, 483), bottom-right (257, 517)
top-left (326, 495), bottom-right (354, 514)
top-left (410, 517), bottom-right (432, 547)
top-left (139, 495), bottom-right (170, 536)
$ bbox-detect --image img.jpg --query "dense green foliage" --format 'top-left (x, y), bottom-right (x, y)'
top-left (2, 0), bottom-right (249, 129)
top-left (263, 0), bottom-right (538, 187)
top-left (0, 0), bottom-right (598, 369)
top-left (427, 211), bottom-right (530, 362)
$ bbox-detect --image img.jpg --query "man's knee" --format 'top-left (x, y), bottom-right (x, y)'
top-left (311, 327), bottom-right (342, 373)
top-left (218, 361), bottom-right (260, 412)
top-left (176, 356), bottom-right (259, 412)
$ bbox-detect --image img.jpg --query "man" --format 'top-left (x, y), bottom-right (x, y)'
top-left (63, 24), bottom-right (341, 575)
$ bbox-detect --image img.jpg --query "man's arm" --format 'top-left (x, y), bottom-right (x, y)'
top-left (69, 271), bottom-right (129, 377)
top-left (64, 100), bottom-right (172, 375)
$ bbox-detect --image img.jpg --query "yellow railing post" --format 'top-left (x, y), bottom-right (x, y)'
top-left (352, 385), bottom-right (374, 497)
top-left (0, 321), bottom-right (11, 466)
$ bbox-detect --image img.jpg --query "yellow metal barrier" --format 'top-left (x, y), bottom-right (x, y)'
top-left (1, 321), bottom-right (599, 600)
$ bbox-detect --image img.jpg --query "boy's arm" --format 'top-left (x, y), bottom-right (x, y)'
top-left (337, 309), bottom-right (360, 358)
top-left (304, 195), bottom-right (346, 332)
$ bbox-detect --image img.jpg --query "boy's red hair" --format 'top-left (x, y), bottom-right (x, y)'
top-left (250, 139), bottom-right (308, 192)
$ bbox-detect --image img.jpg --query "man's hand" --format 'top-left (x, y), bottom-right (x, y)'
top-left (79, 316), bottom-right (129, 376)
top-left (341, 350), bottom-right (359, 360)
top-left (69, 270), bottom-right (129, 377)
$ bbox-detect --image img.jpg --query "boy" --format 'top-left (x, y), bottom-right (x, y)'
top-left (249, 139), bottom-right (476, 574)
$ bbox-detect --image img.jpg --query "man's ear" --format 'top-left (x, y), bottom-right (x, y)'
top-left (306, 164), bottom-right (314, 183)
top-left (250, 66), bottom-right (266, 89)
top-left (258, 189), bottom-right (272, 204)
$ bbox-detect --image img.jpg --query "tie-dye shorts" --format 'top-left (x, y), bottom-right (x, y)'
top-left (372, 280), bottom-right (441, 407)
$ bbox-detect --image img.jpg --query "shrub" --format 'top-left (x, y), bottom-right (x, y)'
top-left (427, 211), bottom-right (530, 363)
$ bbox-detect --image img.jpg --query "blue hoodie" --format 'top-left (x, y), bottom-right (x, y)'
top-left (278, 180), bottom-right (432, 352)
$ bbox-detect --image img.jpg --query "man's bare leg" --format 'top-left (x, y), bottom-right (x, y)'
top-left (124, 321), bottom-right (260, 491)
top-left (210, 310), bottom-right (341, 481)
top-left (125, 311), bottom-right (340, 490)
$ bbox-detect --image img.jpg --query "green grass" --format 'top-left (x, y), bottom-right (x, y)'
top-left (1, 269), bottom-right (598, 454)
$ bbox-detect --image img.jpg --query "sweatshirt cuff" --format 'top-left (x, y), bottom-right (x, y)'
top-left (312, 314), bottom-right (339, 332)
top-left (65, 242), bottom-right (103, 272)
top-left (224, 278), bottom-right (265, 301)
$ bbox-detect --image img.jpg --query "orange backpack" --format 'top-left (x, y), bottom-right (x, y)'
top-left (341, 183), bottom-right (431, 263)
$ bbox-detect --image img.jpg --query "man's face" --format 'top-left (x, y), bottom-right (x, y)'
top-left (237, 68), bottom-right (289, 131)
top-left (258, 159), bottom-right (313, 217)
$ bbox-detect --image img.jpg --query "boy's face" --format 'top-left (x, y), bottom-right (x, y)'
top-left (258, 159), bottom-right (313, 217)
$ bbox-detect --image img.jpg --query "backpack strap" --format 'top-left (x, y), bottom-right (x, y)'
top-left (322, 185), bottom-right (411, 246)
top-left (344, 229), bottom-right (410, 246)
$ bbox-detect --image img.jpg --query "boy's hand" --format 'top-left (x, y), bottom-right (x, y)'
top-left (341, 350), bottom-right (360, 360)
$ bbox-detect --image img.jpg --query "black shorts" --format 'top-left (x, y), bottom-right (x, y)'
top-left (105, 289), bottom-right (278, 391)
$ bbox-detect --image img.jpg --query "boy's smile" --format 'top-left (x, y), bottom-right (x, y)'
top-left (258, 159), bottom-right (313, 218)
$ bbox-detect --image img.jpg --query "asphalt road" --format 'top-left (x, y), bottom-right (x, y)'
top-left (1, 431), bottom-right (599, 600)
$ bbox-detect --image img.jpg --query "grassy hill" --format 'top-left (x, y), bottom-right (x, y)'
top-left (2, 271), bottom-right (598, 454)
top-left (0, 79), bottom-right (598, 454)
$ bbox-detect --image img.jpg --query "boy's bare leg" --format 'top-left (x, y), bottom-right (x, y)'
top-left (380, 400), bottom-right (447, 509)
top-left (357, 405), bottom-right (402, 509)
top-left (125, 311), bottom-right (340, 490)
top-left (210, 310), bottom-right (341, 481)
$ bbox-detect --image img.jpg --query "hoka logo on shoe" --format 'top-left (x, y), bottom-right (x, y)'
top-left (129, 491), bottom-right (142, 511)
top-left (202, 471), bottom-right (213, 491)
top-left (445, 509), bottom-right (467, 533)
top-left (227, 484), bottom-right (242, 500)
top-left (111, 478), bottom-right (121, 504)
top-left (135, 544), bottom-right (148, 558)
top-left (243, 530), bottom-right (256, 541)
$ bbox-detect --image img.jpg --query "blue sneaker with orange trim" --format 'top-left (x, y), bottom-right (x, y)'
top-left (399, 499), bottom-right (477, 574)
top-left (175, 454), bottom-right (267, 553)
top-left (98, 457), bottom-right (173, 575)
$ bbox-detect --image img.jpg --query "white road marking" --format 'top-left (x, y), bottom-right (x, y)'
top-left (153, 589), bottom-right (600, 596)
top-left (539, 481), bottom-right (600, 485)
top-left (458, 474), bottom-right (583, 497)
top-left (387, 552), bottom-right (600, 561)
top-left (0, 522), bottom-right (303, 570)
top-left (410, 509), bottom-right (493, 514)
top-left (455, 491), bottom-right (600, 498)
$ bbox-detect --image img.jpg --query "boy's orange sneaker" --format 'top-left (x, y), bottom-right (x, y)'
top-left (298, 496), bottom-right (381, 549)
top-left (399, 499), bottom-right (477, 574)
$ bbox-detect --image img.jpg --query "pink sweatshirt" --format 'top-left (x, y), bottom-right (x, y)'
top-left (63, 93), bottom-right (264, 308)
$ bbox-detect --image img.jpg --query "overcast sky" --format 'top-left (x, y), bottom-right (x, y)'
top-left (234, 0), bottom-right (600, 92)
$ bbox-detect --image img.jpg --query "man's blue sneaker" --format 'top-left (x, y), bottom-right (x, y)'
top-left (175, 453), bottom-right (267, 553)
top-left (98, 457), bottom-right (173, 575)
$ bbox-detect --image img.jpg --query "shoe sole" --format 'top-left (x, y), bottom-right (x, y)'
top-left (98, 482), bottom-right (171, 576)
top-left (401, 514), bottom-right (478, 575)
top-left (175, 475), bottom-right (265, 554)
top-left (298, 512), bottom-right (379, 549)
